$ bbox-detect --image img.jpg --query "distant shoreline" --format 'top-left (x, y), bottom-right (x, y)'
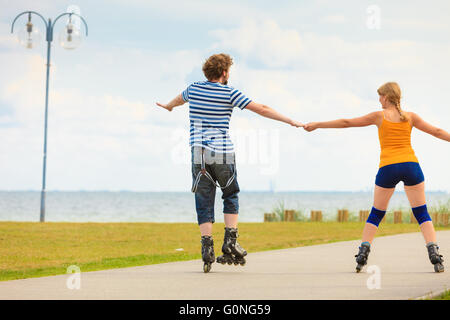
top-left (1, 190), bottom-right (449, 193)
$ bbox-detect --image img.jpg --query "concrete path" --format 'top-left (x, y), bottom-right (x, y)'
top-left (1, 231), bottom-right (449, 300)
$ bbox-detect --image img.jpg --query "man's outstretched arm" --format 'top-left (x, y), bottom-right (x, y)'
top-left (156, 94), bottom-right (186, 112)
top-left (245, 101), bottom-right (303, 128)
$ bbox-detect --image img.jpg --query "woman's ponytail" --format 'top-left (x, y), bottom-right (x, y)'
top-left (377, 82), bottom-right (409, 122)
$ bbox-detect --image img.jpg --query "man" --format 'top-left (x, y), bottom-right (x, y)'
top-left (156, 53), bottom-right (303, 273)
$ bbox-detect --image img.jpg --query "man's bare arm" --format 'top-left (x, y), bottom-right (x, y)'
top-left (156, 94), bottom-right (186, 112)
top-left (245, 101), bottom-right (303, 127)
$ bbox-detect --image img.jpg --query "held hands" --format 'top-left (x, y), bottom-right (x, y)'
top-left (155, 102), bottom-right (173, 112)
top-left (303, 122), bottom-right (319, 132)
top-left (289, 119), bottom-right (304, 128)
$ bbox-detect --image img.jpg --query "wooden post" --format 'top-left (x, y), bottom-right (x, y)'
top-left (431, 212), bottom-right (438, 224)
top-left (441, 214), bottom-right (449, 226)
top-left (359, 210), bottom-right (369, 222)
top-left (394, 211), bottom-right (402, 224)
top-left (410, 212), bottom-right (417, 224)
top-left (338, 210), bottom-right (348, 222)
top-left (284, 210), bottom-right (294, 222)
top-left (264, 213), bottom-right (277, 222)
top-left (311, 210), bottom-right (323, 222)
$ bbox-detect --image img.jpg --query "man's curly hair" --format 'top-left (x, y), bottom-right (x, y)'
top-left (202, 53), bottom-right (233, 81)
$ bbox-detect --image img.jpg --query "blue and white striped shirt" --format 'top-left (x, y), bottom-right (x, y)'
top-left (182, 81), bottom-right (252, 153)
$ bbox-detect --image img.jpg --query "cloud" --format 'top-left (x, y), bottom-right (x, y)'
top-left (320, 15), bottom-right (347, 24)
top-left (210, 19), bottom-right (303, 68)
top-left (207, 19), bottom-right (449, 191)
top-left (0, 6), bottom-right (449, 192)
top-left (0, 42), bottom-right (201, 190)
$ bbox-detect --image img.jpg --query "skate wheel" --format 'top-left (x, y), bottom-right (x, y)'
top-left (434, 263), bottom-right (444, 273)
top-left (240, 262), bottom-right (245, 266)
top-left (203, 263), bottom-right (211, 273)
top-left (356, 265), bottom-right (362, 273)
top-left (227, 261), bottom-right (232, 265)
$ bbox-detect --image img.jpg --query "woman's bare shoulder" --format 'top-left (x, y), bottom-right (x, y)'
top-left (405, 110), bottom-right (419, 119)
top-left (369, 110), bottom-right (383, 126)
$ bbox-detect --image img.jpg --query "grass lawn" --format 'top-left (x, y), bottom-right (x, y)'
top-left (0, 221), bottom-right (449, 281)
top-left (432, 290), bottom-right (450, 300)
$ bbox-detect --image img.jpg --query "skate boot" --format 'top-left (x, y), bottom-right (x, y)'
top-left (426, 242), bottom-right (444, 273)
top-left (355, 242), bottom-right (371, 273)
top-left (216, 227), bottom-right (247, 266)
top-left (201, 235), bottom-right (215, 273)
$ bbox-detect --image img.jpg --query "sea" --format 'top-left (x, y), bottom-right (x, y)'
top-left (0, 191), bottom-right (448, 223)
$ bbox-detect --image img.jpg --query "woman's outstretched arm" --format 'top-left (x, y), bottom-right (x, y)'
top-left (304, 111), bottom-right (381, 132)
top-left (410, 112), bottom-right (450, 142)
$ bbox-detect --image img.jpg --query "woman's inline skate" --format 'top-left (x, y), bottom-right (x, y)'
top-left (427, 242), bottom-right (444, 273)
top-left (355, 242), bottom-right (371, 273)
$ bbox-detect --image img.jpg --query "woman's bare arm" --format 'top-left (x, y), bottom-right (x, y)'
top-left (304, 111), bottom-right (381, 132)
top-left (410, 112), bottom-right (450, 142)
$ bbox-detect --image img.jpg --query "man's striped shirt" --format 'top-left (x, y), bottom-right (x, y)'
top-left (182, 81), bottom-right (252, 153)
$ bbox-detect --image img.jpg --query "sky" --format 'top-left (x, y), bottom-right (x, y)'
top-left (0, 0), bottom-right (449, 192)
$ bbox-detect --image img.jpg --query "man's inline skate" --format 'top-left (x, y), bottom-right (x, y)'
top-left (216, 227), bottom-right (247, 266)
top-left (201, 235), bottom-right (215, 273)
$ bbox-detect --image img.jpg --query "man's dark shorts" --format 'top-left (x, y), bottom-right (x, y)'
top-left (191, 146), bottom-right (240, 225)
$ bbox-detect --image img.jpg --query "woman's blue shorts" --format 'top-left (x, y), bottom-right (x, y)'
top-left (375, 162), bottom-right (424, 188)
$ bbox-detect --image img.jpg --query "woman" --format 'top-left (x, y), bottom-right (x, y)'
top-left (304, 82), bottom-right (449, 273)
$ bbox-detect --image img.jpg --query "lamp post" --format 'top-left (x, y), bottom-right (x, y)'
top-left (11, 11), bottom-right (88, 222)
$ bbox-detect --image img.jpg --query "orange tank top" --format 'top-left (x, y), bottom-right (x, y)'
top-left (378, 113), bottom-right (419, 168)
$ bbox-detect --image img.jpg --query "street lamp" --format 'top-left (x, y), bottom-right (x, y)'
top-left (11, 11), bottom-right (88, 222)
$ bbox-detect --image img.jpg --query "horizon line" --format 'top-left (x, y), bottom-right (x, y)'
top-left (0, 189), bottom-right (449, 194)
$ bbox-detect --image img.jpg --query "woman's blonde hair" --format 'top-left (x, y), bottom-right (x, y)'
top-left (377, 82), bottom-right (409, 122)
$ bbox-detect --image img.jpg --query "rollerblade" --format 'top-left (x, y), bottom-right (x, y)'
top-left (426, 242), bottom-right (444, 273)
top-left (355, 242), bottom-right (371, 273)
top-left (201, 235), bottom-right (215, 273)
top-left (216, 227), bottom-right (247, 267)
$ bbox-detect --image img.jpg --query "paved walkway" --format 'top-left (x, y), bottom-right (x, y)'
top-left (1, 231), bottom-right (449, 300)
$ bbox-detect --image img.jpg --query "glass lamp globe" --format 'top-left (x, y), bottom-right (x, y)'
top-left (17, 21), bottom-right (42, 49)
top-left (59, 22), bottom-right (82, 50)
